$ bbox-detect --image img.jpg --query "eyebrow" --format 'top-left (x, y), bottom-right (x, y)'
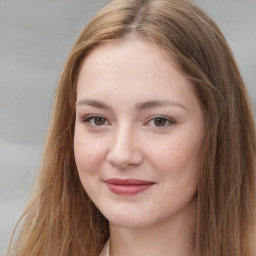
top-left (136, 100), bottom-right (188, 111)
top-left (76, 99), bottom-right (188, 111)
top-left (76, 99), bottom-right (112, 110)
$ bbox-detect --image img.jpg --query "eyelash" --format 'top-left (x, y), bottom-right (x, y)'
top-left (80, 115), bottom-right (110, 127)
top-left (80, 115), bottom-right (176, 128)
top-left (145, 115), bottom-right (176, 128)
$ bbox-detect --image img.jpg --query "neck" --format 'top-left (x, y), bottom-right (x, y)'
top-left (109, 201), bottom-right (196, 256)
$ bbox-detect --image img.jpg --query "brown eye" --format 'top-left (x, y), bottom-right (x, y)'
top-left (94, 117), bottom-right (106, 126)
top-left (153, 117), bottom-right (167, 127)
top-left (146, 115), bottom-right (175, 128)
top-left (81, 115), bottom-right (109, 127)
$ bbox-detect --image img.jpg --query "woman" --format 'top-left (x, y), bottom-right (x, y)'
top-left (7, 0), bottom-right (256, 255)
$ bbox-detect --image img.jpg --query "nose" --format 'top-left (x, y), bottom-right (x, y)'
top-left (106, 125), bottom-right (143, 169)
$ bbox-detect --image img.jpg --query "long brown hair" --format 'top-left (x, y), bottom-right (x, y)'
top-left (7, 0), bottom-right (256, 255)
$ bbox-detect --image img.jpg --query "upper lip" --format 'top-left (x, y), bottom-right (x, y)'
top-left (105, 178), bottom-right (155, 185)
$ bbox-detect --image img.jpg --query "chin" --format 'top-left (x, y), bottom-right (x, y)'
top-left (102, 207), bottom-right (156, 229)
top-left (108, 216), bottom-right (150, 229)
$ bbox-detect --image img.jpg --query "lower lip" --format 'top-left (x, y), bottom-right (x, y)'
top-left (106, 183), bottom-right (153, 195)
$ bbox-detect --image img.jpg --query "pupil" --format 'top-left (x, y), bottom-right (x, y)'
top-left (154, 117), bottom-right (166, 126)
top-left (95, 117), bottom-right (105, 125)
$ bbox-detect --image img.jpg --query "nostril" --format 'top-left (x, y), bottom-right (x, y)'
top-left (106, 145), bottom-right (143, 168)
top-left (106, 128), bottom-right (144, 168)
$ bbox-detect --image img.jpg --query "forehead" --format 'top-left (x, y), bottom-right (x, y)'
top-left (83, 38), bottom-right (175, 66)
top-left (76, 38), bottom-right (203, 125)
top-left (81, 39), bottom-right (179, 73)
top-left (77, 39), bottom-right (190, 96)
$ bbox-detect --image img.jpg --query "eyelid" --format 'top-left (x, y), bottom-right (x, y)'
top-left (145, 115), bottom-right (176, 128)
top-left (80, 114), bottom-right (111, 127)
top-left (79, 114), bottom-right (175, 129)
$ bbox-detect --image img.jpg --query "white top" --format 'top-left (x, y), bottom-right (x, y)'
top-left (99, 240), bottom-right (110, 256)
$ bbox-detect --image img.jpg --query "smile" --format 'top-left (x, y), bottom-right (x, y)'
top-left (105, 179), bottom-right (155, 195)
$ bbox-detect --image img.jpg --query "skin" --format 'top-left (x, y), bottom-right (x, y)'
top-left (74, 39), bottom-right (204, 256)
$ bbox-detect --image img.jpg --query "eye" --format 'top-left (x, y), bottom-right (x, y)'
top-left (146, 116), bottom-right (175, 128)
top-left (81, 115), bottom-right (110, 127)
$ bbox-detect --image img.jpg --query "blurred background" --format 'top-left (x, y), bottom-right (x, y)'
top-left (0, 0), bottom-right (255, 254)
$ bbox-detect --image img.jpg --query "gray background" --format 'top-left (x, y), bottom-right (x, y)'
top-left (0, 0), bottom-right (255, 254)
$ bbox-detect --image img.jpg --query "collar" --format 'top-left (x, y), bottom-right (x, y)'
top-left (99, 239), bottom-right (110, 256)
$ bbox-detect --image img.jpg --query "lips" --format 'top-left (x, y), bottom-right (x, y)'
top-left (105, 178), bottom-right (154, 195)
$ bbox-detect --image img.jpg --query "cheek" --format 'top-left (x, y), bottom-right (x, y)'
top-left (74, 129), bottom-right (106, 175)
top-left (148, 134), bottom-right (201, 171)
top-left (145, 131), bottom-right (202, 194)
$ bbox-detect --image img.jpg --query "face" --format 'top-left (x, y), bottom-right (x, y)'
top-left (74, 39), bottom-right (204, 229)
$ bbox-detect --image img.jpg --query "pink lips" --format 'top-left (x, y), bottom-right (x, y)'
top-left (105, 178), bottom-right (154, 195)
